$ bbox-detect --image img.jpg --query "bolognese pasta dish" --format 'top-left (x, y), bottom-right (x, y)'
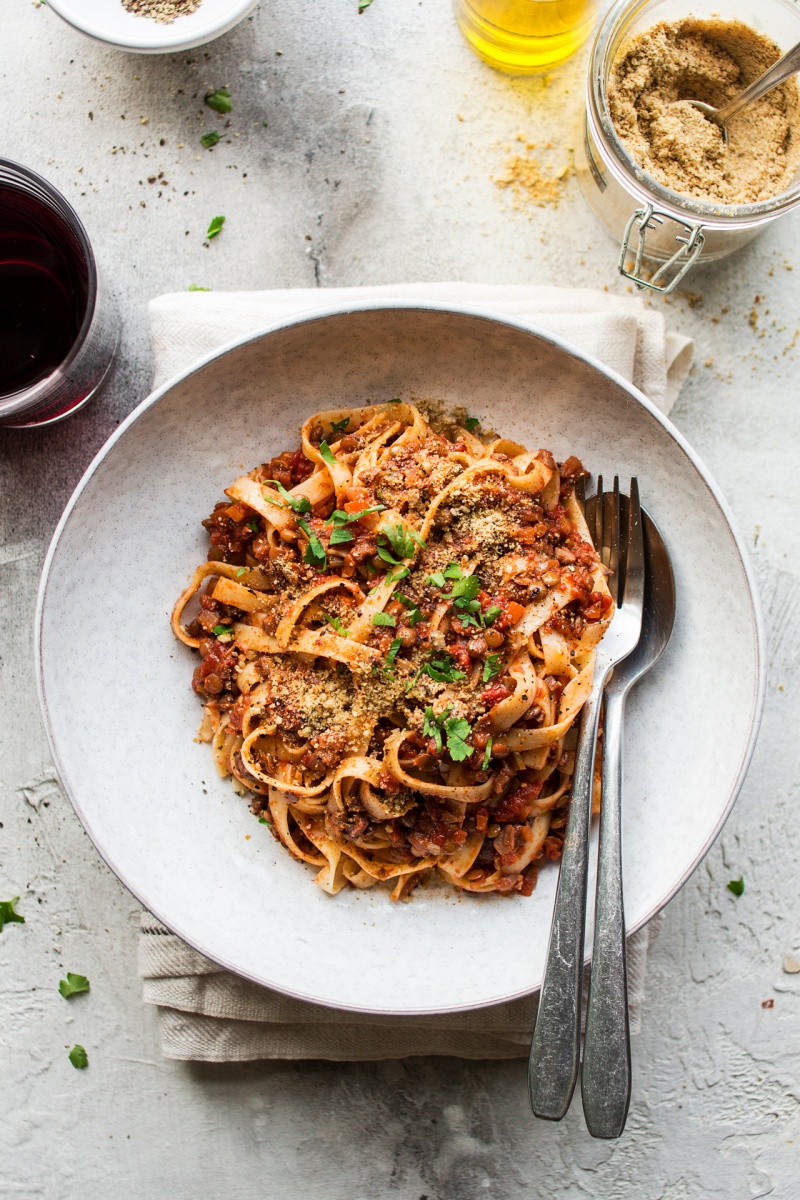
top-left (171, 402), bottom-right (613, 901)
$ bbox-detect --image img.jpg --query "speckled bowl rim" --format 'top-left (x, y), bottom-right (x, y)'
top-left (34, 300), bottom-right (766, 1015)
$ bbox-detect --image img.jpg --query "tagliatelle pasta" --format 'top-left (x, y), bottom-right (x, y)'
top-left (172, 402), bottom-right (614, 901)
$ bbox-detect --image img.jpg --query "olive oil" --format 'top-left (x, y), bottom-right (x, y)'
top-left (455, 0), bottom-right (599, 74)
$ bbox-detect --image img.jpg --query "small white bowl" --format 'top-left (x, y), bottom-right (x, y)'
top-left (47, 0), bottom-right (259, 54)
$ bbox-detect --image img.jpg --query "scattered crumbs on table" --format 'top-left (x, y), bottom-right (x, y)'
top-left (205, 87), bottom-right (232, 114)
top-left (494, 148), bottom-right (574, 209)
top-left (761, 998), bottom-right (774, 1009)
top-left (783, 953), bottom-right (800, 974)
top-left (121, 0), bottom-right (201, 23)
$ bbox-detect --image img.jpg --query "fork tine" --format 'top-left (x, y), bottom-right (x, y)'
top-left (607, 477), bottom-right (621, 606)
top-left (624, 478), bottom-right (645, 613)
top-left (594, 475), bottom-right (604, 556)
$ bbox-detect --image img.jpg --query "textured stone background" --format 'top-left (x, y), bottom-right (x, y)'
top-left (1, 1), bottom-right (799, 1197)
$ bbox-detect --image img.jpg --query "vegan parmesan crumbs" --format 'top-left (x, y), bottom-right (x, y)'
top-left (609, 19), bottom-right (800, 204)
top-left (495, 150), bottom-right (574, 208)
top-left (122, 0), bottom-right (201, 24)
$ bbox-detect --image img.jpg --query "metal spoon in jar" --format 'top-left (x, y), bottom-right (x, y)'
top-left (687, 38), bottom-right (800, 145)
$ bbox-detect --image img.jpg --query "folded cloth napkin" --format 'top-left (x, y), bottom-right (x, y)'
top-left (141, 282), bottom-right (691, 1063)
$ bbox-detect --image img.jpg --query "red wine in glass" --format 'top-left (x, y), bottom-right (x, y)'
top-left (0, 160), bottom-right (117, 428)
top-left (0, 184), bottom-right (90, 394)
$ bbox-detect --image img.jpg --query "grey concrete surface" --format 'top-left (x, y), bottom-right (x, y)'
top-left (1, 1), bottom-right (799, 1197)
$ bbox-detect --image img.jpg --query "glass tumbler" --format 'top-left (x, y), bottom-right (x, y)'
top-left (577, 0), bottom-right (800, 293)
top-left (0, 159), bottom-right (118, 428)
top-left (455, 0), bottom-right (600, 74)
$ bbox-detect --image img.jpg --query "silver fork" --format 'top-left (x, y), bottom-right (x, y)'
top-left (528, 477), bottom-right (645, 1124)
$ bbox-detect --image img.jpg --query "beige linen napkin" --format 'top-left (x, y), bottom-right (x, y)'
top-left (141, 282), bottom-right (691, 1063)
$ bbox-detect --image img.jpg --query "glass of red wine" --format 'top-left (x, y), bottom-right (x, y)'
top-left (0, 159), bottom-right (118, 428)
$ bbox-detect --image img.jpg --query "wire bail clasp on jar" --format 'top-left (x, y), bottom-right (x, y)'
top-left (618, 205), bottom-right (705, 294)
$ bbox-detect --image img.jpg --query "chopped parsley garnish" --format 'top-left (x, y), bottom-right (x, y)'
top-left (246, 516), bottom-right (260, 532)
top-left (188, 284), bottom-right (210, 292)
top-left (380, 522), bottom-right (422, 561)
top-left (484, 605), bottom-right (502, 626)
top-left (0, 897), bottom-right (24, 932)
top-left (445, 717), bottom-right (473, 762)
top-left (326, 504), bottom-right (385, 527)
top-left (359, 0), bottom-right (373, 10)
top-left (395, 593), bottom-right (423, 625)
top-left (266, 480), bottom-right (312, 513)
top-left (386, 396), bottom-right (401, 403)
top-left (328, 526), bottom-right (353, 546)
top-left (59, 973), bottom-right (90, 999)
top-left (372, 612), bottom-right (396, 627)
top-left (258, 816), bottom-right (272, 825)
top-left (416, 653), bottom-right (466, 684)
top-left (205, 86), bottom-right (232, 113)
top-left (377, 544), bottom-right (403, 567)
top-left (727, 877), bottom-right (745, 896)
top-left (261, 492), bottom-right (285, 509)
top-left (323, 613), bottom-right (351, 637)
top-left (200, 131), bottom-right (223, 149)
top-left (383, 637), bottom-right (402, 675)
top-left (235, 567), bottom-right (247, 578)
top-left (319, 440), bottom-right (337, 466)
top-left (425, 563), bottom-right (463, 588)
top-left (206, 215), bottom-right (226, 239)
top-left (483, 654), bottom-right (502, 682)
top-left (481, 736), bottom-right (493, 771)
top-left (422, 705), bottom-right (451, 753)
top-left (451, 574), bottom-right (480, 602)
top-left (296, 517), bottom-right (327, 569)
top-left (69, 1045), bottom-right (88, 1070)
top-left (212, 624), bottom-right (235, 637)
top-left (464, 416), bottom-right (480, 433)
top-left (387, 566), bottom-right (410, 583)
top-left (330, 417), bottom-right (350, 438)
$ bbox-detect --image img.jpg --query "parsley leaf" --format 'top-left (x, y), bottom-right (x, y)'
top-left (483, 605), bottom-right (502, 626)
top-left (59, 973), bottom-right (90, 999)
top-left (445, 717), bottom-right (472, 762)
top-left (0, 897), bottom-right (24, 932)
top-left (69, 1045), bottom-right (88, 1069)
top-left (329, 526), bottom-right (353, 546)
top-left (319, 440), bottom-right (337, 466)
top-left (188, 284), bottom-right (210, 292)
top-left (383, 637), bottom-right (402, 675)
top-left (464, 416), bottom-right (480, 433)
top-left (372, 612), bottom-right (396, 627)
top-left (200, 131), bottom-right (223, 149)
top-left (206, 215), bottom-right (226, 239)
top-left (422, 705), bottom-right (451, 753)
top-left (212, 624), bottom-right (234, 637)
top-left (261, 492), bottom-right (285, 509)
top-left (481, 736), bottom-right (493, 771)
top-left (359, 0), bottom-right (373, 9)
top-left (323, 613), bottom-right (351, 637)
top-left (387, 566), bottom-right (410, 583)
top-left (444, 563), bottom-right (464, 580)
top-left (395, 593), bottom-right (423, 625)
top-left (422, 654), bottom-right (466, 683)
top-left (727, 877), bottom-right (745, 896)
top-left (377, 544), bottom-right (402, 567)
top-left (205, 86), bottom-right (232, 114)
top-left (296, 517), bottom-right (327, 569)
top-left (246, 517), bottom-right (260, 533)
top-left (451, 574), bottom-right (480, 602)
top-left (325, 505), bottom-right (385, 527)
top-left (266, 480), bottom-right (311, 513)
top-left (381, 523), bottom-right (418, 560)
top-left (330, 417), bottom-right (350, 437)
top-left (258, 816), bottom-right (272, 825)
top-left (235, 567), bottom-right (247, 578)
top-left (483, 654), bottom-right (502, 682)
top-left (425, 572), bottom-right (446, 588)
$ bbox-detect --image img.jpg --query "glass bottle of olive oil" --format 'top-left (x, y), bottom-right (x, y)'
top-left (455, 0), bottom-right (599, 74)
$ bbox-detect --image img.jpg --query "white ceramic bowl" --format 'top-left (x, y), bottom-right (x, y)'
top-left (46, 0), bottom-right (258, 54)
top-left (35, 303), bottom-right (764, 1015)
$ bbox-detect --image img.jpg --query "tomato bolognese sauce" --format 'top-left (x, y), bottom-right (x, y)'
top-left (171, 402), bottom-right (613, 901)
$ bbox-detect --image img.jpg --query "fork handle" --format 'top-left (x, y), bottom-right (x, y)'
top-left (528, 676), bottom-right (605, 1120)
top-left (581, 686), bottom-right (631, 1139)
